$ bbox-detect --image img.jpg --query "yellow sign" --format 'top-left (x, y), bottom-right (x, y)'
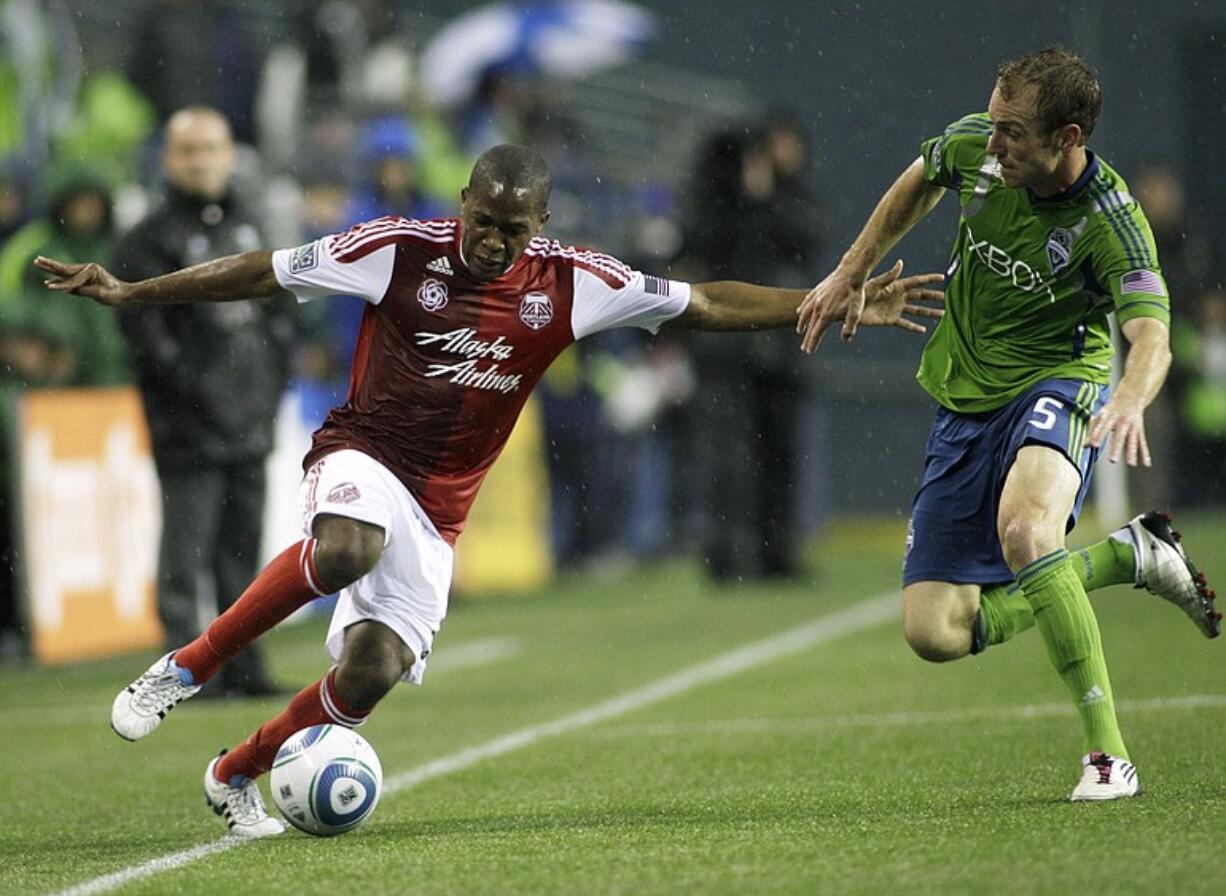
top-left (19, 387), bottom-right (162, 664)
top-left (453, 396), bottom-right (553, 595)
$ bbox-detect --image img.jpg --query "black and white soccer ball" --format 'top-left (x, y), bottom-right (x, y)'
top-left (271, 725), bottom-right (383, 836)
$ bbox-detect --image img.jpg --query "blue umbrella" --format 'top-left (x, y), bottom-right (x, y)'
top-left (420, 0), bottom-right (657, 107)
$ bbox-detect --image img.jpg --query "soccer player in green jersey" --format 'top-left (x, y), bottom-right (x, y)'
top-left (797, 47), bottom-right (1219, 800)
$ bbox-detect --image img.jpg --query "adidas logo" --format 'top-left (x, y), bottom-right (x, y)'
top-left (426, 256), bottom-right (454, 276)
top-left (1082, 685), bottom-right (1106, 705)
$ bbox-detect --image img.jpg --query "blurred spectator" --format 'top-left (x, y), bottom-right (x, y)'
top-left (0, 165), bottom-right (26, 242)
top-left (1132, 162), bottom-right (1217, 506)
top-left (1169, 288), bottom-right (1226, 507)
top-left (680, 117), bottom-right (825, 581)
top-left (0, 159), bottom-right (129, 658)
top-left (1133, 162), bottom-right (1216, 301)
top-left (53, 70), bottom-right (156, 187)
top-left (112, 107), bottom-right (294, 697)
top-left (0, 0), bottom-right (82, 170)
top-left (345, 116), bottom-right (447, 224)
top-left (0, 161), bottom-right (130, 387)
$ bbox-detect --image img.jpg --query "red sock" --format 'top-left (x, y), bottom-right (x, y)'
top-left (214, 668), bottom-right (370, 783)
top-left (175, 539), bottom-right (330, 684)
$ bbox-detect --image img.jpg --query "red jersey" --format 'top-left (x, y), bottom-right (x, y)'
top-left (272, 216), bottom-right (690, 544)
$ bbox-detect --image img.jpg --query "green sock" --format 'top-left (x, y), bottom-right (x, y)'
top-left (973, 532), bottom-right (1138, 652)
top-left (1073, 534), bottom-right (1137, 591)
top-left (976, 584), bottom-right (1036, 649)
top-left (1017, 549), bottom-right (1128, 759)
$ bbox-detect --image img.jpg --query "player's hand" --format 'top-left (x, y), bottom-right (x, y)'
top-left (1087, 394), bottom-right (1151, 466)
top-left (34, 256), bottom-right (131, 307)
top-left (796, 264), bottom-right (868, 353)
top-left (857, 260), bottom-right (945, 333)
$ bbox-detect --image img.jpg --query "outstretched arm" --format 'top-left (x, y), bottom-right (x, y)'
top-left (35, 250), bottom-right (284, 307)
top-left (1086, 316), bottom-right (1172, 466)
top-left (665, 263), bottom-right (943, 332)
top-left (797, 158), bottom-right (945, 351)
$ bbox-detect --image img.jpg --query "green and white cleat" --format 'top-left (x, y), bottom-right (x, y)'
top-left (1117, 511), bottom-right (1221, 639)
top-left (1070, 751), bottom-right (1141, 801)
top-left (204, 754), bottom-right (286, 839)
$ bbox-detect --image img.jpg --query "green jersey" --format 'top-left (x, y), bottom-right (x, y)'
top-left (916, 113), bottom-right (1169, 413)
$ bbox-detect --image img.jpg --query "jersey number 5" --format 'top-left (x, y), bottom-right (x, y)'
top-left (1029, 396), bottom-right (1064, 431)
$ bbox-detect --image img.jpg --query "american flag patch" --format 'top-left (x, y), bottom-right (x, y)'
top-left (644, 275), bottom-right (670, 296)
top-left (1120, 270), bottom-right (1166, 297)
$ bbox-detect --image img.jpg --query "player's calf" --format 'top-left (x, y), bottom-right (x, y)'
top-left (334, 620), bottom-right (417, 711)
top-left (902, 582), bottom-right (978, 662)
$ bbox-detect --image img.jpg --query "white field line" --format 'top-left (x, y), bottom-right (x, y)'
top-left (427, 636), bottom-right (521, 671)
top-left (9, 638), bottom-right (523, 729)
top-left (586, 694), bottom-right (1226, 739)
top-left (51, 593), bottom-right (896, 896)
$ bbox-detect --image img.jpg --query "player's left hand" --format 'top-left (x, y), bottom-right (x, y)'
top-left (1087, 395), bottom-right (1151, 466)
top-left (857, 260), bottom-right (945, 332)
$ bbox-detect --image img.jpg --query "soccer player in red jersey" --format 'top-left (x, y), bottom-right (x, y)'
top-left (37, 144), bottom-right (942, 837)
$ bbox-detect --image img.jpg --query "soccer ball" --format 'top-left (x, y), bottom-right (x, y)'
top-left (271, 725), bottom-right (383, 836)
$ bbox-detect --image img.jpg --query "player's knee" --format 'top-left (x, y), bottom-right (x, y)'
top-left (902, 608), bottom-right (967, 663)
top-left (313, 517), bottom-right (384, 588)
top-left (999, 516), bottom-right (1050, 572)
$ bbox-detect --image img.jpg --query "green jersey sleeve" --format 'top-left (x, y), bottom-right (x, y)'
top-left (920, 113), bottom-right (994, 190)
top-left (1088, 189), bottom-right (1170, 326)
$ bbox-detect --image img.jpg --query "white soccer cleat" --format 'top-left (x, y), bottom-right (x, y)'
top-left (1118, 511), bottom-right (1221, 639)
top-left (1070, 751), bottom-right (1141, 801)
top-left (111, 651), bottom-right (202, 741)
top-left (204, 755), bottom-right (287, 839)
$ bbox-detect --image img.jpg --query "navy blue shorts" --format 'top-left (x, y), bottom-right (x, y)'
top-left (903, 378), bottom-right (1109, 587)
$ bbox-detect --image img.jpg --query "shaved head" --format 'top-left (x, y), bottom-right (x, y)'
top-left (459, 145), bottom-right (551, 282)
top-left (468, 144), bottom-right (551, 212)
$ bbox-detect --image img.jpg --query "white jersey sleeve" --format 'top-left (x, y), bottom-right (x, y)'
top-left (571, 267), bottom-right (691, 340)
top-left (271, 232), bottom-right (396, 305)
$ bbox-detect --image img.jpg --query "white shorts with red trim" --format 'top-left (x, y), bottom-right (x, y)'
top-left (298, 449), bottom-right (453, 685)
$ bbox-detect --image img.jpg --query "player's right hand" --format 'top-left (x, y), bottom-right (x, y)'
top-left (796, 265), bottom-right (868, 353)
top-left (34, 256), bottom-right (131, 307)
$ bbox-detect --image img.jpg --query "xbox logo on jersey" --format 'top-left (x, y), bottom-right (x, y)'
top-left (519, 292), bottom-right (553, 329)
top-left (417, 277), bottom-right (449, 312)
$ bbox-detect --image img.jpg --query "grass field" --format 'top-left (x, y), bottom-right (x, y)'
top-left (2, 514), bottom-right (1223, 896)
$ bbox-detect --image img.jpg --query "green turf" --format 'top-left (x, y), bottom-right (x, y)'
top-left (1, 514), bottom-right (1223, 895)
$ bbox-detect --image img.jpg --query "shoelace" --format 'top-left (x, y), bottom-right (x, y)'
top-left (131, 667), bottom-right (187, 713)
top-left (227, 781), bottom-right (269, 825)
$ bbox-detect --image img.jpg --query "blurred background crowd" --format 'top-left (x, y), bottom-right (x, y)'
top-left (1, 0), bottom-right (1223, 662)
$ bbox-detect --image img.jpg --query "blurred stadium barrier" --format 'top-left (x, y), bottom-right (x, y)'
top-left (16, 387), bottom-right (162, 663)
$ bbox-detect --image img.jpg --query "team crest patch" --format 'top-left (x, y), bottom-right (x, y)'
top-left (1046, 227), bottom-right (1074, 275)
top-left (289, 242), bottom-right (319, 274)
top-left (326, 483), bottom-right (361, 504)
top-left (519, 292), bottom-right (554, 329)
top-left (417, 277), bottom-right (449, 312)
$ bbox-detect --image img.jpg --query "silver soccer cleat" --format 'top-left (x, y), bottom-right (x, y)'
top-left (1118, 511), bottom-right (1221, 639)
top-left (111, 651), bottom-right (202, 741)
top-left (204, 754), bottom-right (287, 839)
